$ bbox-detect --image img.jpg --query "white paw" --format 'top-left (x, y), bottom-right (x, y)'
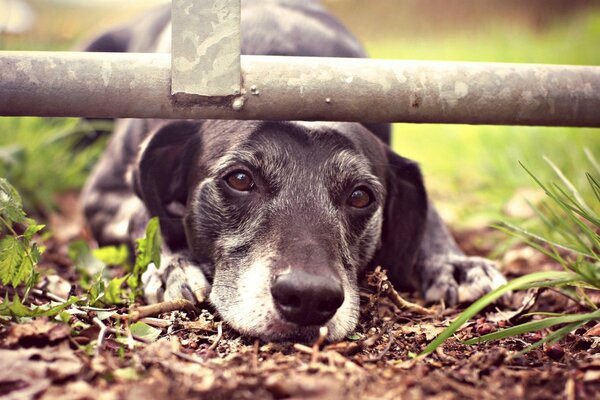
top-left (141, 253), bottom-right (210, 304)
top-left (421, 254), bottom-right (507, 305)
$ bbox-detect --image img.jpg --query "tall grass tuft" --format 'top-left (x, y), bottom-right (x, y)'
top-left (420, 151), bottom-right (600, 357)
top-left (0, 117), bottom-right (108, 215)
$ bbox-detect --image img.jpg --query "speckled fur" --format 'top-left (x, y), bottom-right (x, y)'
top-left (81, 0), bottom-right (505, 342)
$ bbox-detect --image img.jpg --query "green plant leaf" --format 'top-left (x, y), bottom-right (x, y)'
top-left (93, 245), bottom-right (130, 267)
top-left (104, 275), bottom-right (129, 305)
top-left (134, 217), bottom-right (161, 273)
top-left (23, 221), bottom-right (45, 241)
top-left (129, 321), bottom-right (161, 342)
top-left (0, 177), bottom-right (25, 223)
top-left (12, 250), bottom-right (33, 287)
top-left (129, 218), bottom-right (162, 301)
top-left (69, 240), bottom-right (106, 279)
top-left (0, 236), bottom-right (23, 286)
top-left (0, 294), bottom-right (79, 317)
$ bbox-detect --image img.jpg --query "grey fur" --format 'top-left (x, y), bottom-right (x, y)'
top-left (81, 1), bottom-right (505, 342)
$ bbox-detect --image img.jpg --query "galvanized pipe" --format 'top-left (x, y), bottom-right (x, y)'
top-left (1, 51), bottom-right (599, 126)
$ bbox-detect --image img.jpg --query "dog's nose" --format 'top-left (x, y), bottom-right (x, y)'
top-left (271, 271), bottom-right (344, 326)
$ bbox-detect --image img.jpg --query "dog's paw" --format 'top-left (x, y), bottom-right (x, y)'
top-left (420, 254), bottom-right (507, 306)
top-left (142, 253), bottom-right (211, 305)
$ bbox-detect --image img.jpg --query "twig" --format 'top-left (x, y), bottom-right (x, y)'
top-left (124, 318), bottom-right (135, 350)
top-left (383, 282), bottom-right (435, 315)
top-left (294, 343), bottom-right (364, 373)
top-left (93, 317), bottom-right (107, 354)
top-left (252, 339), bottom-right (260, 372)
top-left (128, 299), bottom-right (196, 322)
top-left (181, 319), bottom-right (216, 331)
top-left (172, 350), bottom-right (205, 364)
top-left (565, 376), bottom-right (576, 400)
top-left (311, 326), bottom-right (328, 363)
top-left (140, 317), bottom-right (173, 328)
top-left (364, 325), bottom-right (395, 363)
top-left (208, 322), bottom-right (223, 350)
top-left (294, 343), bottom-right (313, 355)
top-left (30, 288), bottom-right (67, 304)
top-left (434, 346), bottom-right (457, 364)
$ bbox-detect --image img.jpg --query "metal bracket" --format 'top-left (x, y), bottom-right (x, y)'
top-left (171, 0), bottom-right (241, 100)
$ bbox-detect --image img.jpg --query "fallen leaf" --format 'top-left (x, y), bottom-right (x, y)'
top-left (0, 345), bottom-right (82, 400)
top-left (584, 323), bottom-right (600, 337)
top-left (4, 318), bottom-right (70, 348)
top-left (394, 324), bottom-right (445, 341)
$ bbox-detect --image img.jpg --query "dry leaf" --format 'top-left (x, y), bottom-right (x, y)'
top-left (0, 346), bottom-right (82, 400)
top-left (4, 319), bottom-right (70, 348)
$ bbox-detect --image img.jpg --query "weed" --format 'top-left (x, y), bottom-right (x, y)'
top-left (420, 153), bottom-right (600, 357)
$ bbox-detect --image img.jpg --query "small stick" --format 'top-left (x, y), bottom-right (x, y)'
top-left (93, 317), bottom-right (107, 354)
top-left (294, 343), bottom-right (313, 355)
top-left (311, 326), bottom-right (328, 363)
top-left (565, 376), bottom-right (576, 400)
top-left (383, 282), bottom-right (435, 315)
top-left (252, 339), bottom-right (260, 372)
top-left (208, 322), bottom-right (223, 350)
top-left (30, 288), bottom-right (67, 303)
top-left (364, 333), bottom-right (395, 362)
top-left (124, 319), bottom-right (135, 350)
top-left (128, 299), bottom-right (196, 322)
top-left (172, 351), bottom-right (204, 365)
top-left (140, 317), bottom-right (173, 328)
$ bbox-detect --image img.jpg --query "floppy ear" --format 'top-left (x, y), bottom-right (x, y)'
top-left (134, 121), bottom-right (202, 248)
top-left (371, 149), bottom-right (428, 291)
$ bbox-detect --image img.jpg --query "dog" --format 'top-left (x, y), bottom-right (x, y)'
top-left (81, 0), bottom-right (506, 341)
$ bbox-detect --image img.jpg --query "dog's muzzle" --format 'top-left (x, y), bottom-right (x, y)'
top-left (270, 270), bottom-right (345, 326)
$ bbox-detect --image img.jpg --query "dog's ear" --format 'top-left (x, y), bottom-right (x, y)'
top-left (134, 121), bottom-right (202, 247)
top-left (371, 149), bottom-right (428, 290)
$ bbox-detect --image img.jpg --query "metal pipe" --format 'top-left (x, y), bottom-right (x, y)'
top-left (1, 51), bottom-right (599, 127)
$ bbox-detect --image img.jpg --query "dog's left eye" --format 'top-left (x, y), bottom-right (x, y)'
top-left (225, 170), bottom-right (255, 192)
top-left (348, 187), bottom-right (373, 209)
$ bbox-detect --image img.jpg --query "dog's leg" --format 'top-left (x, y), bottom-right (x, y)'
top-left (81, 120), bottom-right (150, 246)
top-left (142, 252), bottom-right (211, 305)
top-left (417, 204), bottom-right (506, 305)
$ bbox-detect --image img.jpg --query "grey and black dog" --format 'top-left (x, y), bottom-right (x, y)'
top-left (81, 0), bottom-right (506, 341)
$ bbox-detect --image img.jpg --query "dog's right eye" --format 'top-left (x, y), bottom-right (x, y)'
top-left (224, 171), bottom-right (255, 192)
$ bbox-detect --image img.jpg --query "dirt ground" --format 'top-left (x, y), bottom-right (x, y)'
top-left (1, 207), bottom-right (600, 400)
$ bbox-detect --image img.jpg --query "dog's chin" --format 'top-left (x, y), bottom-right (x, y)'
top-left (224, 312), bottom-right (357, 343)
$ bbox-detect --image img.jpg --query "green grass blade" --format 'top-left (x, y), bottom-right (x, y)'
top-left (584, 148), bottom-right (600, 176)
top-left (519, 277), bottom-right (580, 290)
top-left (586, 172), bottom-right (600, 203)
top-left (543, 156), bottom-right (594, 215)
top-left (496, 221), bottom-right (590, 258)
top-left (551, 183), bottom-right (600, 234)
top-left (418, 270), bottom-right (576, 357)
top-left (463, 308), bottom-right (600, 345)
top-left (514, 321), bottom-right (584, 357)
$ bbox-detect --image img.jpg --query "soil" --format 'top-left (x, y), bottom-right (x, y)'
top-left (1, 201), bottom-right (599, 400)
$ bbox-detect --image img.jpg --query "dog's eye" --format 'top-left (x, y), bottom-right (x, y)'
top-left (225, 171), bottom-right (255, 192)
top-left (348, 187), bottom-right (373, 209)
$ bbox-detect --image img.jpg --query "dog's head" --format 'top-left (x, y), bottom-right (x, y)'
top-left (135, 120), bottom-right (427, 341)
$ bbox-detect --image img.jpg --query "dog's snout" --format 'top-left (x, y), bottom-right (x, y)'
top-left (271, 271), bottom-right (344, 326)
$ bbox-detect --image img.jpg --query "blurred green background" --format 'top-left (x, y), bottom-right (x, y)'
top-left (1, 0), bottom-right (599, 227)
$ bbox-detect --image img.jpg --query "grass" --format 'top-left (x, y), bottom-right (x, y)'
top-left (420, 155), bottom-right (600, 357)
top-left (0, 117), bottom-right (106, 214)
top-left (362, 7), bottom-right (600, 226)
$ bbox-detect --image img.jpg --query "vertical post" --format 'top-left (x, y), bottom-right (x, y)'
top-left (171, 0), bottom-right (241, 99)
